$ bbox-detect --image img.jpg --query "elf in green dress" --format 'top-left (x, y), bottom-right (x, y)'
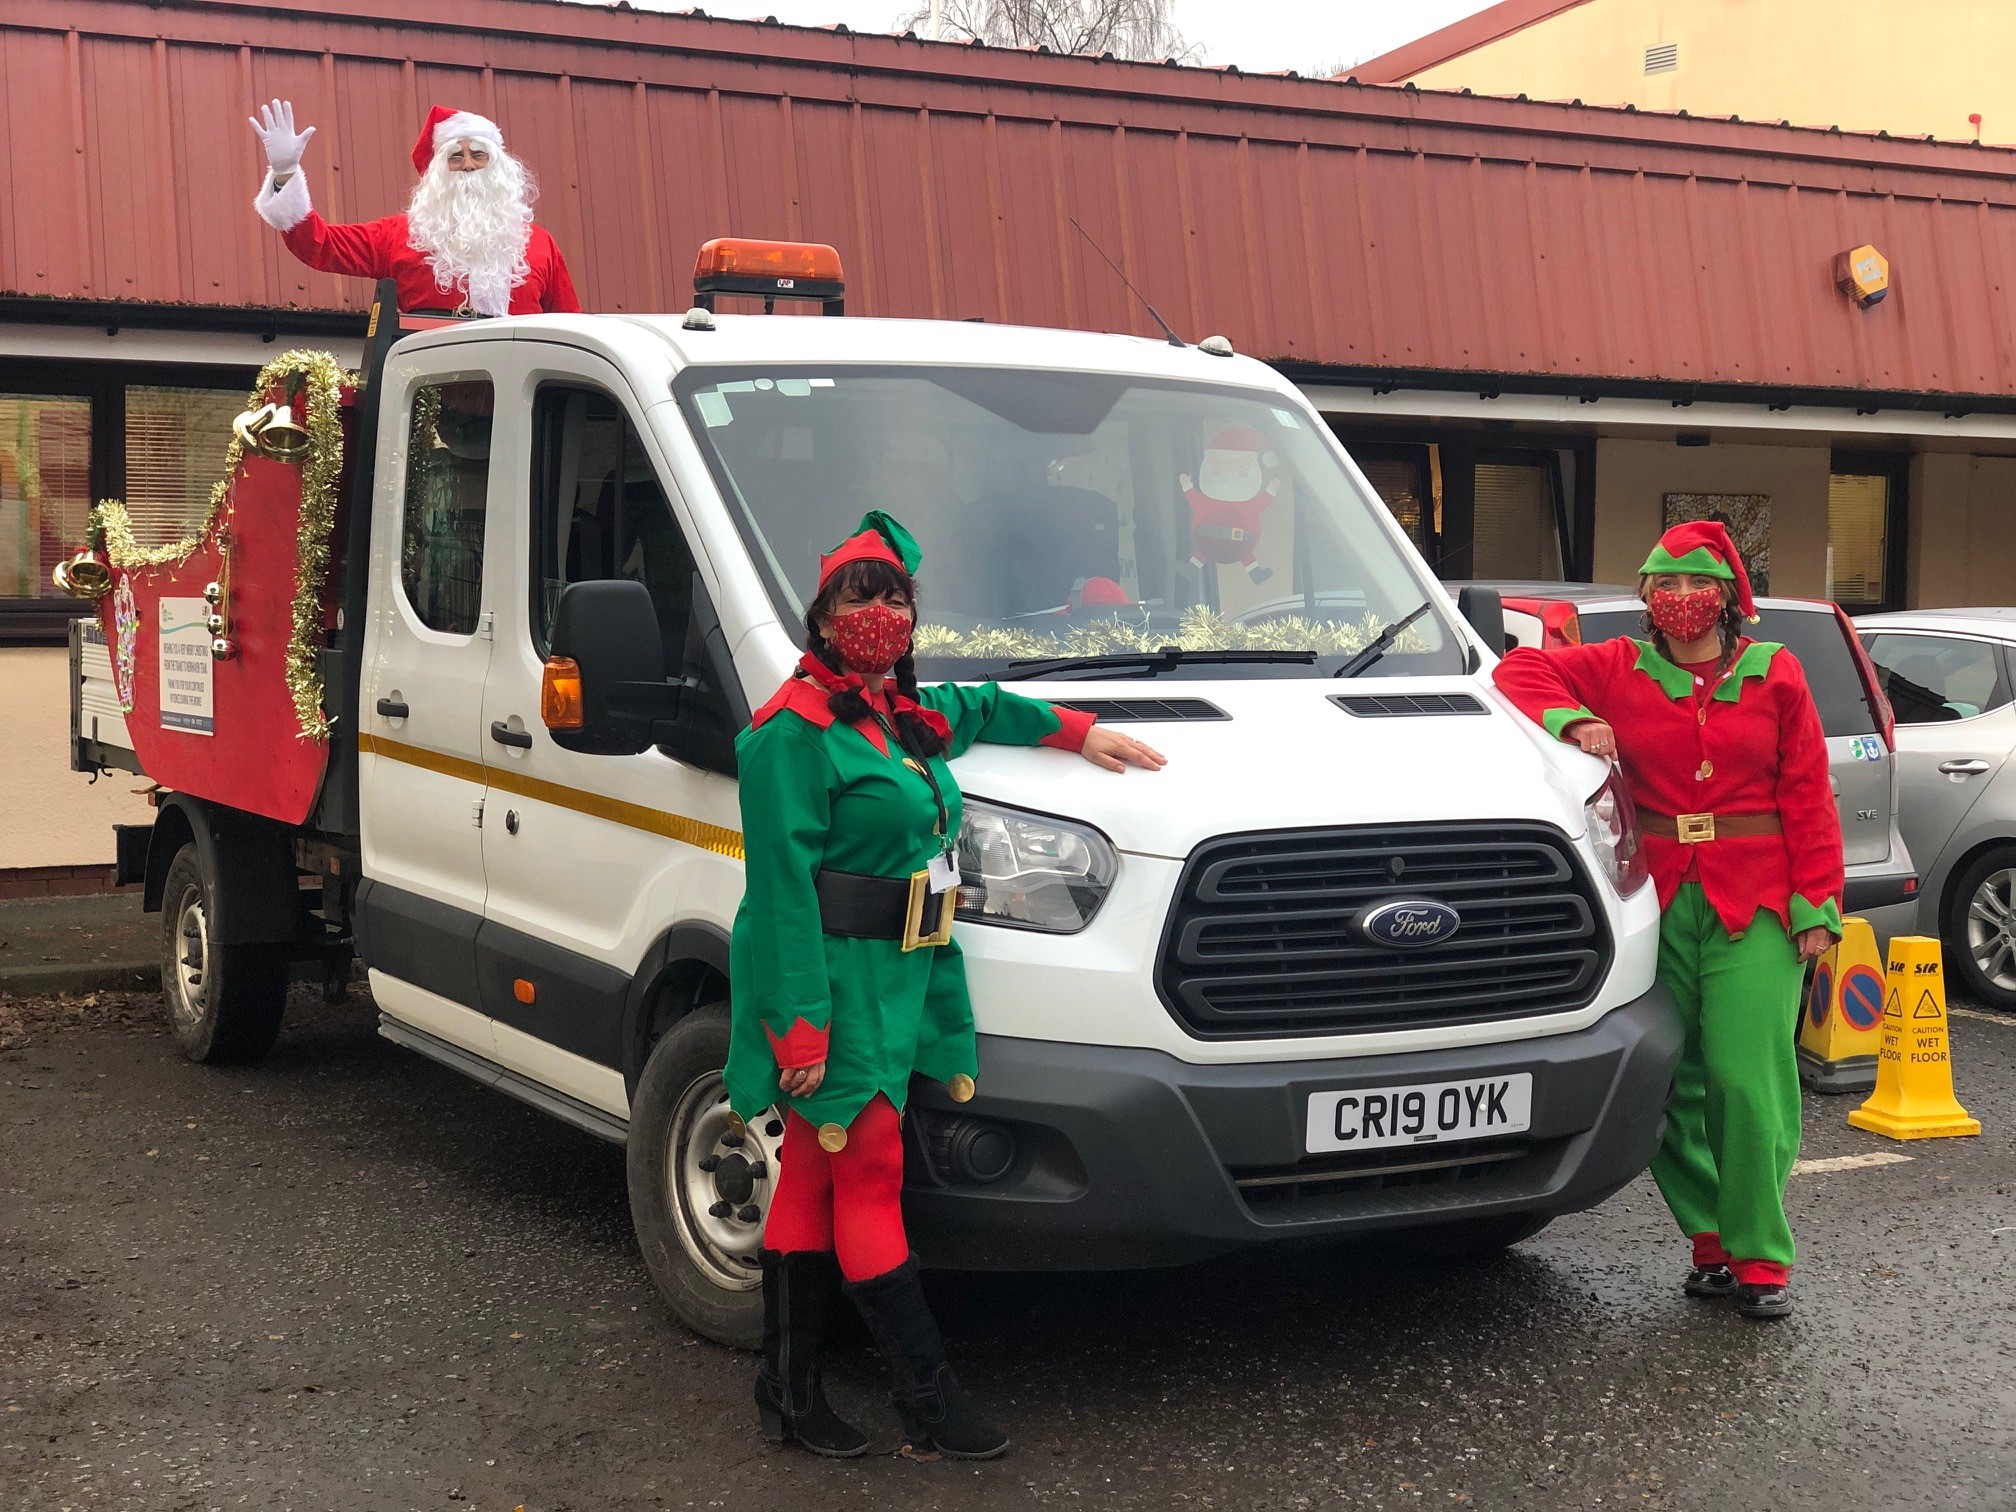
top-left (727, 511), bottom-right (1165, 1459)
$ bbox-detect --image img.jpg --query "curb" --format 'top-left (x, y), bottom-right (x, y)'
top-left (0, 962), bottom-right (159, 997)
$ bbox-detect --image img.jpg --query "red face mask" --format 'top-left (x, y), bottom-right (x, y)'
top-left (825, 601), bottom-right (913, 675)
top-left (1648, 585), bottom-right (1724, 644)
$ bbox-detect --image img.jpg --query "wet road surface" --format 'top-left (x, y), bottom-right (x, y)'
top-left (3, 987), bottom-right (2013, 1511)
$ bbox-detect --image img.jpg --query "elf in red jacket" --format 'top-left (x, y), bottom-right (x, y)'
top-left (1494, 522), bottom-right (1842, 1321)
top-left (248, 100), bottom-right (580, 318)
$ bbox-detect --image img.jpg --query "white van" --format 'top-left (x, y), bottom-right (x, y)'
top-left (79, 259), bottom-right (1679, 1347)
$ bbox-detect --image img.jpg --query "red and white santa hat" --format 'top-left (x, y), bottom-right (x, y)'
top-left (412, 105), bottom-right (506, 174)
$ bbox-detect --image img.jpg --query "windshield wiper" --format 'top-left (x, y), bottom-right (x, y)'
top-left (1333, 602), bottom-right (1434, 680)
top-left (999, 647), bottom-right (1319, 681)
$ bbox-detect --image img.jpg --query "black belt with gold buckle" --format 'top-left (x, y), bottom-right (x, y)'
top-left (815, 867), bottom-right (955, 951)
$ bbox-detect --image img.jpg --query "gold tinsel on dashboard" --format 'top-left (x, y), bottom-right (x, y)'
top-left (92, 350), bottom-right (353, 742)
top-left (910, 606), bottom-right (1428, 661)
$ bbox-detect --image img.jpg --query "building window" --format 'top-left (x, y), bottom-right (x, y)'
top-left (399, 381), bottom-right (494, 636)
top-left (1827, 454), bottom-right (1907, 613)
top-left (1350, 444), bottom-right (1437, 562)
top-left (122, 386), bottom-right (244, 549)
top-left (0, 394), bottom-right (92, 602)
top-left (1472, 456), bottom-right (1564, 580)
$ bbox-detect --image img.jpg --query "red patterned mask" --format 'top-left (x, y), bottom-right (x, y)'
top-left (1648, 586), bottom-right (1723, 643)
top-left (825, 602), bottom-right (913, 674)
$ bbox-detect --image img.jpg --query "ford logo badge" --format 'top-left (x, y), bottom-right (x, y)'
top-left (1358, 899), bottom-right (1461, 949)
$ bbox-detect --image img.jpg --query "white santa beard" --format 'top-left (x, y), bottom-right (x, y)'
top-left (405, 155), bottom-right (536, 317)
top-left (1198, 452), bottom-right (1264, 503)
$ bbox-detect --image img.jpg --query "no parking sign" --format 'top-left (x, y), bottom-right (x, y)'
top-left (1797, 918), bottom-right (1886, 1094)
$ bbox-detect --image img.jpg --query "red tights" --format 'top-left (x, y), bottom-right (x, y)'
top-left (762, 1093), bottom-right (909, 1282)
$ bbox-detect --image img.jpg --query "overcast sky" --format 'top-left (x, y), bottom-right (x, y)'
top-left (601, 0), bottom-right (1500, 73)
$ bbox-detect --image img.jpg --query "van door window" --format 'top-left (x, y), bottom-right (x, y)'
top-left (399, 380), bottom-right (493, 635)
top-left (528, 385), bottom-right (735, 758)
top-left (1863, 634), bottom-right (2012, 725)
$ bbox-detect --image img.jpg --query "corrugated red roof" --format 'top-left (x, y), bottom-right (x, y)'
top-left (1350, 1), bottom-right (1599, 86)
top-left (8, 0), bottom-right (2016, 404)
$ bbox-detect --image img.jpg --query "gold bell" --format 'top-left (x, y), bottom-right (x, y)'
top-left (232, 402), bottom-right (276, 452)
top-left (947, 1074), bottom-right (976, 1104)
top-left (203, 581), bottom-right (224, 604)
top-left (255, 403), bottom-right (311, 464)
top-left (210, 637), bottom-right (238, 661)
top-left (727, 1112), bottom-right (746, 1139)
top-left (817, 1123), bottom-right (848, 1153)
top-left (51, 548), bottom-right (113, 600)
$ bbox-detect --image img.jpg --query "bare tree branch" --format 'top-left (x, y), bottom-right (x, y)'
top-left (897, 0), bottom-right (1200, 62)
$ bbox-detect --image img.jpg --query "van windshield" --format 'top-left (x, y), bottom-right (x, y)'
top-left (673, 366), bottom-right (1462, 680)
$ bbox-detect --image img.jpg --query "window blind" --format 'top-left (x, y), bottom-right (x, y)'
top-left (0, 394), bottom-right (92, 599)
top-left (1472, 461), bottom-right (1562, 580)
top-left (122, 386), bottom-right (243, 550)
top-left (1826, 472), bottom-right (1890, 608)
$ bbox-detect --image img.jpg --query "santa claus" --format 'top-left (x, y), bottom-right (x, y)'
top-left (249, 100), bottom-right (580, 318)
top-left (1181, 425), bottom-right (1282, 585)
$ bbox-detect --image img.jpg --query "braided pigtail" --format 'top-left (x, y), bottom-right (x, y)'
top-left (890, 646), bottom-right (947, 758)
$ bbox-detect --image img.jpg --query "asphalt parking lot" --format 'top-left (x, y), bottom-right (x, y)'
top-left (3, 983), bottom-right (2013, 1512)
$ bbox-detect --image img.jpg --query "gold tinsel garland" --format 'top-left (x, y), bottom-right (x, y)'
top-left (910, 606), bottom-right (1429, 662)
top-left (92, 350), bottom-right (353, 742)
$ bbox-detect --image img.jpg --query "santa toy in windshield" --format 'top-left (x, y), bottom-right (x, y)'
top-left (249, 100), bottom-right (580, 318)
top-left (1182, 425), bottom-right (1281, 585)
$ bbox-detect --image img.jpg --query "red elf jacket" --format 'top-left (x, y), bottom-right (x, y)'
top-left (1494, 636), bottom-right (1844, 938)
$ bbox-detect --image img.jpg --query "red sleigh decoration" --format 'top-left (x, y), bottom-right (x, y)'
top-left (92, 353), bottom-right (356, 826)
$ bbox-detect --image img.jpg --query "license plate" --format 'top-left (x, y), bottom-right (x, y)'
top-left (1304, 1073), bottom-right (1533, 1154)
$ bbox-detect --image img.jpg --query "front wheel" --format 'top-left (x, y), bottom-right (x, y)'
top-left (1945, 846), bottom-right (2016, 1013)
top-left (626, 1004), bottom-right (781, 1349)
top-left (159, 843), bottom-right (288, 1063)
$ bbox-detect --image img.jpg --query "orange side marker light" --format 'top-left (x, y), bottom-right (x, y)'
top-left (513, 979), bottom-right (537, 1005)
top-left (541, 657), bottom-right (584, 730)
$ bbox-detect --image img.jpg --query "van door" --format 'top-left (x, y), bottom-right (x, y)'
top-left (358, 359), bottom-right (504, 1052)
top-left (472, 347), bottom-right (746, 1119)
top-left (1861, 630), bottom-right (2016, 878)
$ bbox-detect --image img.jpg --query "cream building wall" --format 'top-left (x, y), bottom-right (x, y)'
top-left (1, 648), bottom-right (153, 869)
top-left (1908, 453), bottom-right (2016, 607)
top-left (1402, 0), bottom-right (2016, 145)
top-left (1590, 438), bottom-right (1831, 594)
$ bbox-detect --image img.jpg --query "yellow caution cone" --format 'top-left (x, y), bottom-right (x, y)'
top-left (1796, 917), bottom-right (1888, 1094)
top-left (1847, 935), bottom-right (1981, 1140)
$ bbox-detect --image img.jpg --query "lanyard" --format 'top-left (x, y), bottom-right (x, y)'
top-left (871, 708), bottom-right (950, 842)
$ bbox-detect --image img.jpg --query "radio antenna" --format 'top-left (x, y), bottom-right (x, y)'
top-left (1069, 217), bottom-right (1184, 348)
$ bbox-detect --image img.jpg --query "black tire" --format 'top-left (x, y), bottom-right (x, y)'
top-left (1394, 1212), bottom-right (1552, 1259)
top-left (626, 1004), bottom-right (773, 1350)
top-left (1943, 845), bottom-right (2016, 1013)
top-left (158, 842), bottom-right (288, 1063)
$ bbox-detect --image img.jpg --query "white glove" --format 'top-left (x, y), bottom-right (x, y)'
top-left (249, 99), bottom-right (315, 176)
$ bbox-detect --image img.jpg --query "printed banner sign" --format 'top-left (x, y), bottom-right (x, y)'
top-left (157, 596), bottom-right (214, 736)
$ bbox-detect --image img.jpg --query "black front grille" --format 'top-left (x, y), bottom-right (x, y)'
top-left (1232, 1136), bottom-right (1545, 1212)
top-left (1156, 823), bottom-right (1611, 1039)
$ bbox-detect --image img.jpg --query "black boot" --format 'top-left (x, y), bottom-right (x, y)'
top-left (846, 1257), bottom-right (1009, 1460)
top-left (756, 1251), bottom-right (872, 1457)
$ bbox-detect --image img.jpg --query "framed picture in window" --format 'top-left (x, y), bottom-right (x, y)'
top-left (1662, 491), bottom-right (1769, 594)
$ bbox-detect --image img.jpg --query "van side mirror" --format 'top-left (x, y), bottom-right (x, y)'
top-left (548, 580), bottom-right (682, 755)
top-left (1455, 586), bottom-right (1506, 661)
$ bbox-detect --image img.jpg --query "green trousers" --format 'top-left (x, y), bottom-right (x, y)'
top-left (1648, 883), bottom-right (1804, 1268)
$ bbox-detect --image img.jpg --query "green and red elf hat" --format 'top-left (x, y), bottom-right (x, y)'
top-left (818, 510), bottom-right (922, 591)
top-left (1639, 520), bottom-right (1756, 619)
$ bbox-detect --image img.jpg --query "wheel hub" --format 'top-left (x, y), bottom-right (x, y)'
top-left (1966, 868), bottom-right (2016, 992)
top-left (665, 1076), bottom-right (783, 1291)
top-left (170, 894), bottom-right (209, 1029)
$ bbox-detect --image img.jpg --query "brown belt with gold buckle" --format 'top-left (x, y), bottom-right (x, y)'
top-left (1639, 811), bottom-right (1783, 844)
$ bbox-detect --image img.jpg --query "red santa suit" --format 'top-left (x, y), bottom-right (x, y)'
top-left (253, 106), bottom-right (579, 316)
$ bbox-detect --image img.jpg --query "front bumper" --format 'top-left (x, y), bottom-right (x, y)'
top-left (904, 985), bottom-right (1682, 1272)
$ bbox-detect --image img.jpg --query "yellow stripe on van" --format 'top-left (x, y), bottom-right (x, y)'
top-left (358, 733), bottom-right (745, 860)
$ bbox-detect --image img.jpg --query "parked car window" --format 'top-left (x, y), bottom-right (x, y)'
top-left (1576, 606), bottom-right (1879, 738)
top-left (398, 379), bottom-right (493, 636)
top-left (1862, 633), bottom-right (2011, 725)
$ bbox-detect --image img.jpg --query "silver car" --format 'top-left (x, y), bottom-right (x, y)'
top-left (1855, 609), bottom-right (2016, 1010)
top-left (1461, 583), bottom-right (1916, 946)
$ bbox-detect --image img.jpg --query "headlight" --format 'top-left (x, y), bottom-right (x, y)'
top-left (955, 798), bottom-right (1116, 933)
top-left (1585, 767), bottom-right (1649, 897)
